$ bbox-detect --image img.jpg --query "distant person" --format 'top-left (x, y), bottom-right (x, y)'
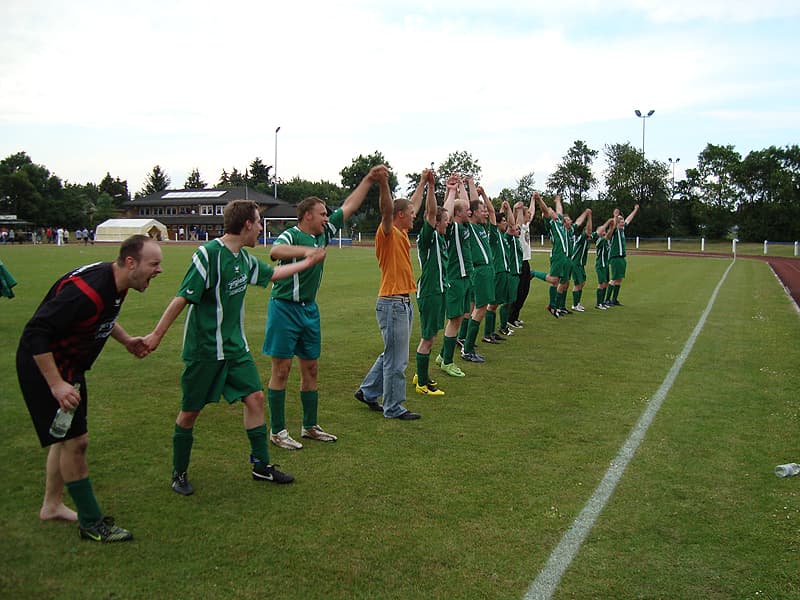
top-left (143, 200), bottom-right (325, 495)
top-left (16, 235), bottom-right (163, 543)
top-left (607, 204), bottom-right (640, 306)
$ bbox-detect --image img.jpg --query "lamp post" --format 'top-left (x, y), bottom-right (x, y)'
top-left (634, 109), bottom-right (654, 204)
top-left (668, 157), bottom-right (680, 199)
top-left (274, 126), bottom-right (281, 201)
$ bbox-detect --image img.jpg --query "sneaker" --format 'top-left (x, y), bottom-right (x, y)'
top-left (355, 388), bottom-right (382, 412)
top-left (416, 382), bottom-right (445, 396)
top-left (270, 429), bottom-right (303, 450)
top-left (547, 305), bottom-right (560, 319)
top-left (412, 373), bottom-right (440, 386)
top-left (301, 425), bottom-right (338, 442)
top-left (456, 338), bottom-right (465, 349)
top-left (481, 335), bottom-right (500, 344)
top-left (571, 304), bottom-right (586, 312)
top-left (491, 332), bottom-right (506, 342)
top-left (79, 516), bottom-right (133, 543)
top-left (611, 300), bottom-right (624, 307)
top-left (251, 457), bottom-right (294, 484)
top-left (557, 308), bottom-right (572, 316)
top-left (595, 303), bottom-right (607, 310)
top-left (440, 361), bottom-right (466, 377)
top-left (603, 300), bottom-right (613, 307)
top-left (461, 350), bottom-right (486, 363)
top-left (171, 471), bottom-right (194, 496)
top-left (435, 354), bottom-right (444, 366)
top-left (506, 322), bottom-right (517, 330)
top-left (513, 320), bottom-right (524, 327)
top-left (499, 327), bottom-right (513, 336)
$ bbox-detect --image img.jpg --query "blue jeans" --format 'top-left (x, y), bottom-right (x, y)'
top-left (359, 297), bottom-right (413, 418)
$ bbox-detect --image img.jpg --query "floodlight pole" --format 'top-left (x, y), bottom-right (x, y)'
top-left (668, 157), bottom-right (680, 199)
top-left (634, 109), bottom-right (655, 204)
top-left (274, 126), bottom-right (281, 201)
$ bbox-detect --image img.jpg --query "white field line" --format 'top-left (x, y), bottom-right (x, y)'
top-left (524, 259), bottom-right (736, 600)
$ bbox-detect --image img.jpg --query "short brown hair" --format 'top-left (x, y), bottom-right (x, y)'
top-left (297, 196), bottom-right (326, 220)
top-left (224, 200), bottom-right (260, 234)
top-left (116, 235), bottom-right (152, 266)
top-left (393, 198), bottom-right (411, 216)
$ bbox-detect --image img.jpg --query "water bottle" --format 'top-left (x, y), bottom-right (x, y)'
top-left (49, 383), bottom-right (80, 439)
top-left (774, 463), bottom-right (800, 478)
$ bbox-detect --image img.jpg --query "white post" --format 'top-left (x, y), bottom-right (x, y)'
top-left (732, 239), bottom-right (737, 257)
top-left (764, 240), bottom-right (768, 255)
top-left (795, 241), bottom-right (798, 257)
top-left (263, 218), bottom-right (268, 247)
top-left (541, 234), bottom-right (545, 246)
top-left (359, 232), bottom-right (362, 243)
top-left (636, 236), bottom-right (640, 249)
top-left (338, 229), bottom-right (343, 248)
top-left (701, 238), bottom-right (705, 253)
top-left (667, 237), bottom-right (671, 251)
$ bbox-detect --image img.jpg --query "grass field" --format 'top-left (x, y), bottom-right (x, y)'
top-left (1, 242), bottom-right (799, 599)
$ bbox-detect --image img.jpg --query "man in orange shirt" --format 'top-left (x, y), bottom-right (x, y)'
top-left (355, 166), bottom-right (425, 420)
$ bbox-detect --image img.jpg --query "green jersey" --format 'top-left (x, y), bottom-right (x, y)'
top-left (445, 221), bottom-right (473, 280)
top-left (489, 224), bottom-right (510, 273)
top-left (468, 222), bottom-right (492, 267)
top-left (270, 208), bottom-right (345, 303)
top-left (178, 239), bottom-right (274, 362)
top-left (609, 224), bottom-right (627, 258)
top-left (508, 233), bottom-right (523, 276)
top-left (547, 215), bottom-right (569, 258)
top-left (595, 234), bottom-right (610, 268)
top-left (416, 220), bottom-right (448, 298)
top-left (571, 230), bottom-right (591, 266)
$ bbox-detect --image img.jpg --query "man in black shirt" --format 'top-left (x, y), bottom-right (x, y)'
top-left (17, 235), bottom-right (162, 543)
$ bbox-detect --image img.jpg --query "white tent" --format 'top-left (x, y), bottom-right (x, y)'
top-left (94, 218), bottom-right (168, 242)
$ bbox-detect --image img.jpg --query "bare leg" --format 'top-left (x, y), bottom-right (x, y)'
top-left (39, 444), bottom-right (77, 522)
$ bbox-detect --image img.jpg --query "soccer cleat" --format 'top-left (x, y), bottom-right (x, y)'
top-left (434, 354), bottom-right (444, 366)
top-left (301, 425), bottom-right (338, 442)
top-left (270, 429), bottom-right (303, 450)
top-left (571, 304), bottom-right (586, 312)
top-left (595, 303), bottom-right (607, 310)
top-left (481, 335), bottom-right (500, 344)
top-left (491, 332), bottom-right (506, 342)
top-left (251, 456), bottom-right (294, 484)
top-left (79, 516), bottom-right (133, 543)
top-left (461, 350), bottom-right (486, 363)
top-left (354, 388), bottom-right (382, 412)
top-left (498, 327), bottom-right (513, 336)
top-left (456, 338), bottom-right (465, 349)
top-left (440, 361), bottom-right (466, 377)
top-left (557, 308), bottom-right (571, 316)
top-left (416, 382), bottom-right (445, 396)
top-left (547, 305), bottom-right (560, 319)
top-left (171, 471), bottom-right (194, 496)
top-left (513, 320), bottom-right (524, 327)
top-left (611, 300), bottom-right (624, 307)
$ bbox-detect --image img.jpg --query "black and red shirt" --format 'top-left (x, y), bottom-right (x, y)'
top-left (18, 262), bottom-right (127, 382)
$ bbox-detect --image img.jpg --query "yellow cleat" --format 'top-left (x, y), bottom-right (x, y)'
top-left (415, 383), bottom-right (445, 396)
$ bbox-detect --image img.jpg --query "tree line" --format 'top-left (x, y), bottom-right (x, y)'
top-left (2, 142), bottom-right (799, 241)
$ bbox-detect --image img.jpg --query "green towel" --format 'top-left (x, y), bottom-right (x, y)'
top-left (0, 261), bottom-right (17, 299)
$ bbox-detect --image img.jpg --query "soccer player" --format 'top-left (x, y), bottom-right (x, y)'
top-left (483, 200), bottom-right (513, 343)
top-left (568, 208), bottom-right (593, 312)
top-left (594, 218), bottom-right (616, 309)
top-left (144, 200), bottom-right (325, 495)
top-left (264, 167), bottom-right (385, 448)
top-left (356, 166), bottom-right (422, 419)
top-left (607, 204), bottom-right (640, 306)
top-left (461, 179), bottom-right (494, 362)
top-left (534, 192), bottom-right (571, 318)
top-left (507, 198), bottom-right (534, 328)
top-left (435, 175), bottom-right (471, 378)
top-left (17, 235), bottom-right (162, 542)
top-left (413, 169), bottom-right (448, 396)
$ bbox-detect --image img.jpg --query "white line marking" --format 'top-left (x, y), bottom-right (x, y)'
top-left (524, 259), bottom-right (736, 600)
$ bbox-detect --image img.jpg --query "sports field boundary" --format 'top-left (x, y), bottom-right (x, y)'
top-left (524, 258), bottom-right (737, 600)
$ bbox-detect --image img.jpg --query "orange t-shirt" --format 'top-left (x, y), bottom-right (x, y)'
top-left (375, 225), bottom-right (416, 297)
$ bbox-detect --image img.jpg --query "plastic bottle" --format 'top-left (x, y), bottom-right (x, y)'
top-left (774, 463), bottom-right (800, 478)
top-left (49, 382), bottom-right (80, 439)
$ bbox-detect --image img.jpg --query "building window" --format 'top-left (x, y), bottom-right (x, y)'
top-left (200, 205), bottom-right (214, 216)
top-left (215, 205), bottom-right (224, 215)
top-left (154, 207), bottom-right (164, 215)
top-left (166, 207), bottom-right (176, 215)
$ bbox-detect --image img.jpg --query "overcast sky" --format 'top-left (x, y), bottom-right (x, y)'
top-left (1, 0), bottom-right (799, 197)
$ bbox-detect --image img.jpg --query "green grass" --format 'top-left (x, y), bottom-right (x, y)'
top-left (1, 243), bottom-right (798, 599)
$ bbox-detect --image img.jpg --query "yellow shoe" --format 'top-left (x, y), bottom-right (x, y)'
top-left (415, 383), bottom-right (445, 396)
top-left (413, 373), bottom-right (439, 387)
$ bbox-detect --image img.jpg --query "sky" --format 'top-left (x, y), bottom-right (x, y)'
top-left (1, 0), bottom-right (799, 198)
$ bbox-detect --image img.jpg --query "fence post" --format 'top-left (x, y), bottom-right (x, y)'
top-left (732, 239), bottom-right (737, 257)
top-left (764, 240), bottom-right (768, 255)
top-left (667, 237), bottom-right (672, 251)
top-left (795, 241), bottom-right (798, 257)
top-left (541, 234), bottom-right (545, 246)
top-left (636, 236), bottom-right (640, 249)
top-left (701, 238), bottom-right (705, 253)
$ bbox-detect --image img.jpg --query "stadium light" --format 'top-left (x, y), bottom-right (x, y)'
top-left (634, 109), bottom-right (655, 156)
top-left (274, 126), bottom-right (281, 201)
top-left (668, 157), bottom-right (680, 199)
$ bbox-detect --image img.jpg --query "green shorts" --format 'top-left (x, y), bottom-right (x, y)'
top-left (493, 271), bottom-right (515, 305)
top-left (262, 297), bottom-right (321, 360)
top-left (181, 355), bottom-right (262, 411)
top-left (595, 265), bottom-right (610, 285)
top-left (507, 274), bottom-right (519, 305)
top-left (445, 277), bottom-right (472, 319)
top-left (418, 292), bottom-right (445, 339)
top-left (470, 264), bottom-right (495, 308)
top-left (571, 263), bottom-right (587, 285)
top-left (549, 254), bottom-right (572, 281)
top-left (610, 256), bottom-right (627, 280)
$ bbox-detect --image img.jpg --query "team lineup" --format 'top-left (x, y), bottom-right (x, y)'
top-left (16, 165), bottom-right (639, 542)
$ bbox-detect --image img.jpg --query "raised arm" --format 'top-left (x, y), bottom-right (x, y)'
top-left (574, 208), bottom-right (591, 229)
top-left (554, 194), bottom-right (564, 217)
top-left (502, 200), bottom-right (514, 227)
top-left (443, 174), bottom-right (459, 215)
top-left (584, 209), bottom-right (592, 236)
top-left (409, 168), bottom-right (430, 220)
top-left (533, 192), bottom-right (555, 221)
top-left (378, 167), bottom-right (394, 235)
top-left (466, 175), bottom-right (479, 203)
top-left (625, 204), bottom-right (640, 225)
top-left (424, 169), bottom-right (437, 228)
top-left (480, 187), bottom-right (496, 226)
top-left (341, 165), bottom-right (387, 221)
top-left (603, 218), bottom-right (615, 240)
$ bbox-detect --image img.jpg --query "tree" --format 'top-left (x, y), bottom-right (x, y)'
top-left (546, 140), bottom-right (598, 207)
top-left (218, 169), bottom-right (230, 187)
top-left (278, 177), bottom-right (345, 207)
top-left (248, 157), bottom-right (272, 188)
top-left (0, 151), bottom-right (63, 225)
top-left (694, 144), bottom-right (741, 210)
top-left (339, 151), bottom-right (398, 230)
top-left (433, 151), bottom-right (482, 201)
top-left (99, 172), bottom-right (130, 205)
top-left (138, 165), bottom-right (171, 197)
top-left (228, 167), bottom-right (246, 186)
top-left (185, 168), bottom-right (207, 190)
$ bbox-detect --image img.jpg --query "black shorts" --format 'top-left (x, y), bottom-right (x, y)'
top-left (16, 348), bottom-right (88, 447)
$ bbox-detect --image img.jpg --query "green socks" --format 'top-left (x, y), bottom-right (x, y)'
top-left (499, 304), bottom-right (510, 329)
top-left (484, 311), bottom-right (496, 337)
top-left (441, 335), bottom-right (457, 363)
top-left (173, 423), bottom-right (194, 474)
top-left (246, 424), bottom-right (270, 464)
top-left (457, 319), bottom-right (469, 340)
top-left (597, 287), bottom-right (605, 306)
top-left (66, 478), bottom-right (103, 527)
top-left (300, 390), bottom-right (318, 428)
top-left (268, 388), bottom-right (286, 434)
top-left (465, 318), bottom-right (480, 353)
top-left (549, 285), bottom-right (557, 307)
top-left (416, 352), bottom-right (430, 386)
top-left (572, 290), bottom-right (582, 306)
